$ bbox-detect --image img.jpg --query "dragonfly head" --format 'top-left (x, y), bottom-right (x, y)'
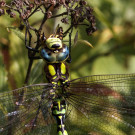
top-left (40, 33), bottom-right (63, 51)
top-left (46, 35), bottom-right (63, 50)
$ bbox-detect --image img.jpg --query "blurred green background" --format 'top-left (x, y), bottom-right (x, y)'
top-left (0, 0), bottom-right (135, 91)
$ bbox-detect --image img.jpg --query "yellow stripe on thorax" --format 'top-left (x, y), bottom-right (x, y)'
top-left (48, 65), bottom-right (56, 76)
top-left (61, 63), bottom-right (66, 74)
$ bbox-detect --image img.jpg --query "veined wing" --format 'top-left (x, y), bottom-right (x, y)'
top-left (64, 74), bottom-right (135, 135)
top-left (1, 74), bottom-right (135, 135)
top-left (0, 83), bottom-right (58, 135)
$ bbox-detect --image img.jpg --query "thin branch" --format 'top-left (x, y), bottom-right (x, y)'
top-left (38, 4), bottom-right (52, 32)
top-left (77, 23), bottom-right (90, 26)
top-left (67, 27), bottom-right (73, 63)
top-left (24, 28), bottom-right (33, 84)
top-left (5, 4), bottom-right (18, 12)
top-left (24, 59), bottom-right (34, 84)
top-left (51, 11), bottom-right (68, 18)
top-left (26, 4), bottom-right (44, 19)
top-left (63, 25), bottom-right (73, 37)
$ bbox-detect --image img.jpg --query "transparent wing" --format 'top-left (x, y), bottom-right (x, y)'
top-left (1, 74), bottom-right (135, 135)
top-left (65, 74), bottom-right (135, 135)
top-left (0, 83), bottom-right (58, 135)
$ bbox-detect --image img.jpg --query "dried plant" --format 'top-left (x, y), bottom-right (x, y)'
top-left (0, 0), bottom-right (96, 83)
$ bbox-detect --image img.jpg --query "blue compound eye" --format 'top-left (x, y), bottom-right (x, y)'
top-left (40, 48), bottom-right (56, 62)
top-left (57, 45), bottom-right (69, 61)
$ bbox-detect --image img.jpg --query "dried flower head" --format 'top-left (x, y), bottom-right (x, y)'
top-left (1, 0), bottom-right (96, 36)
top-left (0, 8), bottom-right (5, 16)
top-left (0, 0), bottom-right (97, 58)
top-left (0, 0), bottom-right (6, 7)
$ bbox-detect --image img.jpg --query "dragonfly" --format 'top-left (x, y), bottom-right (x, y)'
top-left (0, 31), bottom-right (135, 135)
top-left (0, 74), bottom-right (135, 135)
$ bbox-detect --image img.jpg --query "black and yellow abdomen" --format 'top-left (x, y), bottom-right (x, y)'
top-left (52, 98), bottom-right (68, 135)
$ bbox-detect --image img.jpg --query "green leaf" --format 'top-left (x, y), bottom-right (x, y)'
top-left (74, 31), bottom-right (78, 45)
top-left (0, 53), bottom-right (8, 91)
top-left (7, 27), bottom-right (25, 42)
top-left (77, 40), bottom-right (94, 48)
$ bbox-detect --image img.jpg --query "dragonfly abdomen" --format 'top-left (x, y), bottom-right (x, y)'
top-left (52, 98), bottom-right (68, 135)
